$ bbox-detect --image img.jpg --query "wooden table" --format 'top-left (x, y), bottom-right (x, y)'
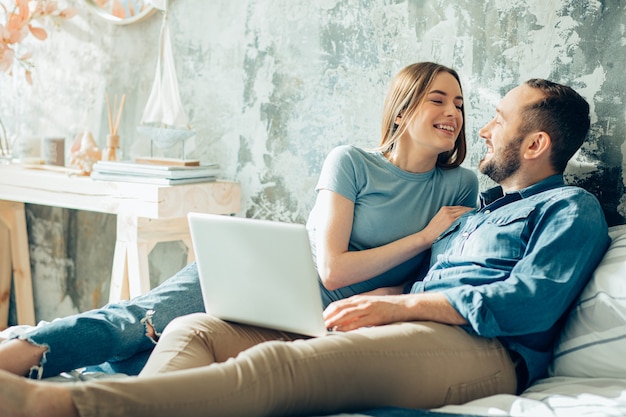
top-left (0, 164), bottom-right (241, 328)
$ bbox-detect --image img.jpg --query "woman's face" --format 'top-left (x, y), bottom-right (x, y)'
top-left (399, 72), bottom-right (463, 156)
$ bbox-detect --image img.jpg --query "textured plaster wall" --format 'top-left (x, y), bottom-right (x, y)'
top-left (1, 0), bottom-right (624, 323)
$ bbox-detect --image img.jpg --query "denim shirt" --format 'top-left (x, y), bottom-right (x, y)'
top-left (409, 175), bottom-right (610, 389)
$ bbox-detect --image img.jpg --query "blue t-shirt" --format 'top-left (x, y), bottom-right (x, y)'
top-left (307, 145), bottom-right (479, 305)
top-left (411, 175), bottom-right (610, 389)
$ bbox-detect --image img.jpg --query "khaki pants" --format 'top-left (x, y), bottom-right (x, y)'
top-left (70, 313), bottom-right (517, 417)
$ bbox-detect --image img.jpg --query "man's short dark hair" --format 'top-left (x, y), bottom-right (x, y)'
top-left (520, 79), bottom-right (591, 173)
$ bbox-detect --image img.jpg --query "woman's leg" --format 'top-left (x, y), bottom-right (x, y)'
top-left (61, 318), bottom-right (517, 417)
top-left (0, 262), bottom-right (205, 378)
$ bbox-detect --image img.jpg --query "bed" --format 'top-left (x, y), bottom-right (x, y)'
top-left (3, 227), bottom-right (625, 417)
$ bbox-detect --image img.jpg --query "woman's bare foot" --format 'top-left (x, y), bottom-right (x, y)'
top-left (0, 339), bottom-right (47, 376)
top-left (0, 369), bottom-right (78, 417)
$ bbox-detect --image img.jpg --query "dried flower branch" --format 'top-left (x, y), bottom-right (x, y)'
top-left (0, 0), bottom-right (76, 84)
top-left (0, 0), bottom-right (75, 158)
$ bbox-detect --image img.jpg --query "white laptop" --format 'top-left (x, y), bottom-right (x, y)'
top-left (187, 212), bottom-right (328, 337)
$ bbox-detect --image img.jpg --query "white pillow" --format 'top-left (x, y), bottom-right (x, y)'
top-left (549, 225), bottom-right (626, 378)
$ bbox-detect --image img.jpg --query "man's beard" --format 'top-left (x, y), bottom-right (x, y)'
top-left (479, 136), bottom-right (524, 183)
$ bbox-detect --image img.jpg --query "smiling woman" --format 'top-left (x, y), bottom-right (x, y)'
top-left (85, 0), bottom-right (155, 25)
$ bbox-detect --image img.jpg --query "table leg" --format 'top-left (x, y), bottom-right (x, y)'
top-left (125, 239), bottom-right (155, 299)
top-left (109, 214), bottom-right (152, 303)
top-left (108, 215), bottom-right (193, 303)
top-left (109, 240), bottom-right (130, 302)
top-left (0, 222), bottom-right (11, 328)
top-left (183, 237), bottom-right (195, 263)
top-left (0, 201), bottom-right (35, 327)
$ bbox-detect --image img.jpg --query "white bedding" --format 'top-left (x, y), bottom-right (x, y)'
top-left (434, 376), bottom-right (626, 416)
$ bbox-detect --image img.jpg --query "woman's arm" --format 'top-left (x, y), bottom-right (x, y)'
top-left (315, 189), bottom-right (471, 290)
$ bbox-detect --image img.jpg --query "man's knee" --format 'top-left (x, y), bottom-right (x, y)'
top-left (161, 313), bottom-right (221, 338)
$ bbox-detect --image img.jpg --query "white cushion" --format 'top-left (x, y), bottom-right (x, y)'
top-left (549, 225), bottom-right (626, 378)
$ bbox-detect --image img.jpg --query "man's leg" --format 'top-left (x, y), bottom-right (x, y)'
top-left (140, 313), bottom-right (304, 375)
top-left (0, 262), bottom-right (205, 378)
top-left (0, 370), bottom-right (78, 417)
top-left (65, 317), bottom-right (517, 417)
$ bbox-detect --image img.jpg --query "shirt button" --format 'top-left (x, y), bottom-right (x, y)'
top-left (462, 232), bottom-right (469, 237)
top-left (485, 210), bottom-right (491, 214)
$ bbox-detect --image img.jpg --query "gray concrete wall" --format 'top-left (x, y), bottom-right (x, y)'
top-left (1, 0), bottom-right (624, 322)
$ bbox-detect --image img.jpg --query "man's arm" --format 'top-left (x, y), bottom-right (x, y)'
top-left (324, 189), bottom-right (610, 335)
top-left (323, 292), bottom-right (467, 332)
top-left (440, 190), bottom-right (610, 338)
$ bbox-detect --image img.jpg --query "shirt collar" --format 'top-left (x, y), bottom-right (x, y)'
top-left (479, 174), bottom-right (565, 210)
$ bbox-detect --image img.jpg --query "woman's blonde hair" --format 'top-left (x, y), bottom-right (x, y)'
top-left (377, 62), bottom-right (467, 169)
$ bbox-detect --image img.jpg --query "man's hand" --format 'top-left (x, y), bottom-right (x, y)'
top-left (323, 295), bottom-right (412, 332)
top-left (323, 292), bottom-right (468, 332)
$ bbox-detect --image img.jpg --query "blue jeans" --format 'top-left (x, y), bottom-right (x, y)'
top-left (18, 262), bottom-right (353, 379)
top-left (20, 263), bottom-right (204, 378)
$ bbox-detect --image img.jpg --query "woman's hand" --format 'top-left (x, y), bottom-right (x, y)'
top-left (418, 205), bottom-right (474, 245)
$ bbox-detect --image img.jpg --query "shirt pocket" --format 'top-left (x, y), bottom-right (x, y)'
top-left (430, 219), bottom-right (464, 265)
top-left (460, 207), bottom-right (535, 262)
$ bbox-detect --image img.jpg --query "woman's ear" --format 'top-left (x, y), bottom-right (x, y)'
top-left (395, 112), bottom-right (403, 125)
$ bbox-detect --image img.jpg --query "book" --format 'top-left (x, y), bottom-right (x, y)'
top-left (91, 171), bottom-right (217, 185)
top-left (92, 161), bottom-right (221, 180)
top-left (134, 157), bottom-right (200, 166)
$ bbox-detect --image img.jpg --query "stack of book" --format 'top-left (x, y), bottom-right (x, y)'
top-left (91, 161), bottom-right (221, 185)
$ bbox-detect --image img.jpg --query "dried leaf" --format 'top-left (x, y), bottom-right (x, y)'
top-left (44, 1), bottom-right (58, 15)
top-left (28, 25), bottom-right (47, 41)
top-left (15, 0), bottom-right (30, 23)
top-left (32, 1), bottom-right (44, 16)
top-left (0, 49), bottom-right (14, 72)
top-left (0, 24), bottom-right (9, 41)
top-left (59, 8), bottom-right (77, 19)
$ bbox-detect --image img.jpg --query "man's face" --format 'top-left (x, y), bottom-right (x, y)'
top-left (477, 84), bottom-right (544, 184)
top-left (479, 135), bottom-right (523, 183)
